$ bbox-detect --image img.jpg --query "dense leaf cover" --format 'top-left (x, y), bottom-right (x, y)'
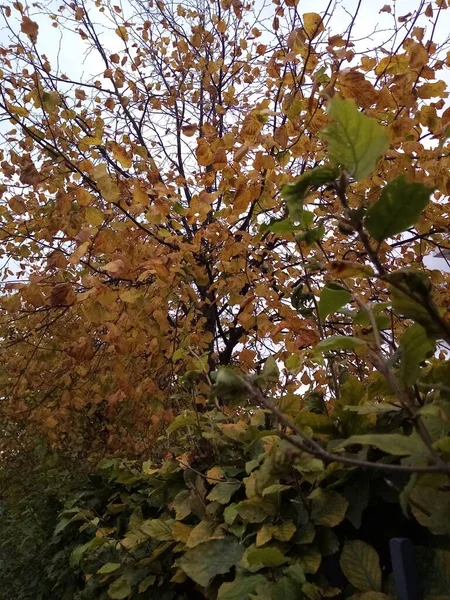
top-left (1, 0), bottom-right (450, 597)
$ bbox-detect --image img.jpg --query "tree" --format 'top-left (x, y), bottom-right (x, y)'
top-left (0, 0), bottom-right (449, 459)
top-left (2, 1), bottom-right (450, 597)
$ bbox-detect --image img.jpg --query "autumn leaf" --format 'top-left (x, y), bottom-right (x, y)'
top-left (115, 25), bottom-right (129, 41)
top-left (303, 13), bottom-right (324, 38)
top-left (21, 16), bottom-right (39, 42)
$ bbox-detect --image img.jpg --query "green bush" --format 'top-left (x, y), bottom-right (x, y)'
top-left (50, 399), bottom-right (450, 599)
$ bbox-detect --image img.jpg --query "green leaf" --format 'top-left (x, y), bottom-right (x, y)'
top-left (318, 283), bottom-right (352, 321)
top-left (98, 562), bottom-right (121, 574)
top-left (321, 96), bottom-right (389, 180)
top-left (365, 176), bottom-right (433, 241)
top-left (315, 335), bottom-right (367, 352)
top-left (70, 537), bottom-right (106, 567)
top-left (410, 486), bottom-right (450, 535)
top-left (215, 367), bottom-right (246, 398)
top-left (172, 347), bottom-right (187, 362)
top-left (108, 575), bottom-right (132, 600)
top-left (296, 223), bottom-right (325, 245)
top-left (416, 547), bottom-right (450, 596)
top-left (171, 489), bottom-right (192, 520)
top-left (207, 482), bottom-right (241, 504)
top-left (387, 268), bottom-right (443, 338)
top-left (338, 433), bottom-right (426, 456)
top-left (316, 527), bottom-right (340, 556)
top-left (281, 165), bottom-right (339, 220)
top-left (236, 500), bottom-right (273, 523)
top-left (348, 594), bottom-right (390, 600)
top-left (138, 575), bottom-right (156, 593)
top-left (285, 354), bottom-right (302, 373)
top-left (343, 479), bottom-right (370, 530)
top-left (166, 412), bottom-right (197, 434)
top-left (140, 518), bottom-right (174, 541)
top-left (261, 356), bottom-right (280, 382)
top-left (218, 575), bottom-right (266, 600)
top-left (178, 539), bottom-right (244, 587)
top-left (262, 484), bottom-right (292, 496)
top-left (399, 324), bottom-right (435, 385)
top-left (246, 546), bottom-right (288, 569)
top-left (340, 540), bottom-right (382, 592)
top-left (309, 489), bottom-right (348, 527)
top-left (260, 218), bottom-right (301, 234)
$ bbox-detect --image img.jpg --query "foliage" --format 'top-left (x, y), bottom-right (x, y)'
top-left (1, 0), bottom-right (450, 596)
top-left (26, 402), bottom-right (450, 599)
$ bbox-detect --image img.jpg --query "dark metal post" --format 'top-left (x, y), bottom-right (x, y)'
top-left (389, 538), bottom-right (421, 600)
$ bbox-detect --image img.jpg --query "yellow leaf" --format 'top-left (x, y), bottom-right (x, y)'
top-left (233, 144), bottom-right (249, 162)
top-left (303, 13), bottom-right (324, 38)
top-left (132, 181), bottom-right (148, 206)
top-left (49, 283), bottom-right (75, 307)
top-left (375, 54), bottom-right (409, 75)
top-left (417, 80), bottom-right (447, 99)
top-left (45, 415), bottom-right (58, 429)
top-left (6, 101), bottom-right (29, 117)
top-left (120, 289), bottom-right (141, 303)
top-left (172, 522), bottom-right (193, 543)
top-left (1, 293), bottom-right (21, 312)
top-left (104, 259), bottom-right (125, 275)
top-left (70, 240), bottom-right (90, 264)
top-left (195, 138), bottom-right (214, 166)
top-left (22, 284), bottom-right (45, 308)
top-left (85, 206), bottom-right (104, 226)
top-left (115, 25), bottom-right (129, 41)
top-left (93, 164), bottom-right (120, 202)
top-left (409, 43), bottom-right (429, 69)
top-left (76, 188), bottom-right (93, 207)
top-left (110, 141), bottom-right (132, 168)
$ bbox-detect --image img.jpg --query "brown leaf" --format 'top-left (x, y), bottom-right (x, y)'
top-left (182, 123), bottom-right (197, 136)
top-left (21, 16), bottom-right (39, 42)
top-left (49, 283), bottom-right (75, 307)
top-left (47, 250), bottom-right (68, 270)
top-left (67, 337), bottom-right (95, 361)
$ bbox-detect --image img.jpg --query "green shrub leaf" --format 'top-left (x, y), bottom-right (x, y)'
top-left (318, 283), bottom-right (352, 321)
top-left (340, 540), bottom-right (382, 591)
top-left (140, 518), bottom-right (174, 541)
top-left (98, 562), bottom-right (121, 574)
top-left (315, 335), bottom-right (367, 352)
top-left (309, 489), bottom-right (348, 527)
top-left (178, 539), bottom-right (244, 587)
top-left (321, 96), bottom-right (389, 180)
top-left (365, 176), bottom-right (433, 241)
top-left (338, 433), bottom-right (426, 456)
top-left (399, 324), bottom-right (435, 385)
top-left (246, 546), bottom-right (288, 569)
top-left (207, 482), bottom-right (241, 504)
top-left (108, 574), bottom-right (133, 600)
top-left (218, 575), bottom-right (266, 600)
